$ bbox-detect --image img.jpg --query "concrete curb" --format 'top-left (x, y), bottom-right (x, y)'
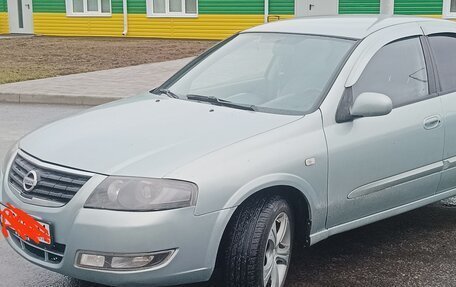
top-left (0, 93), bottom-right (123, 106)
top-left (0, 57), bottom-right (193, 106)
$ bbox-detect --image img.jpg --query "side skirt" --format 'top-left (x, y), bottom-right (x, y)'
top-left (309, 187), bottom-right (456, 245)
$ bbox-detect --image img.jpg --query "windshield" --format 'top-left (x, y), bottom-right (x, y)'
top-left (163, 33), bottom-right (355, 114)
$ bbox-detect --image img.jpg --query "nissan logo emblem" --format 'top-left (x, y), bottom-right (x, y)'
top-left (23, 170), bottom-right (38, 192)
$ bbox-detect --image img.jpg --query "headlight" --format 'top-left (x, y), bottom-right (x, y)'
top-left (84, 177), bottom-right (198, 211)
top-left (2, 142), bottom-right (19, 176)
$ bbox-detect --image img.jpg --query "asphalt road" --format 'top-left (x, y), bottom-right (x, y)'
top-left (1, 103), bottom-right (456, 287)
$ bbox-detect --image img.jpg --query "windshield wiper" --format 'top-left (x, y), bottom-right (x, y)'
top-left (186, 94), bottom-right (256, 111)
top-left (151, 88), bottom-right (180, 99)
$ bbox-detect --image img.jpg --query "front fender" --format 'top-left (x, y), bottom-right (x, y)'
top-left (167, 111), bottom-right (328, 236)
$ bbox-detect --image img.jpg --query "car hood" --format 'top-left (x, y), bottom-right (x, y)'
top-left (20, 95), bottom-right (299, 177)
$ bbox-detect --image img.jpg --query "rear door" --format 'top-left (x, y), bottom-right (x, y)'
top-left (422, 22), bottom-right (456, 194)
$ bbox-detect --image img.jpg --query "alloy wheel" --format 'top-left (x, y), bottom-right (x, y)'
top-left (263, 212), bottom-right (291, 287)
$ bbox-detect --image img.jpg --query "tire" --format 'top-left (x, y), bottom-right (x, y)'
top-left (221, 194), bottom-right (294, 287)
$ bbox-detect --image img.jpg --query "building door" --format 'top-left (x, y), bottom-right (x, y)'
top-left (8, 0), bottom-right (33, 34)
top-left (295, 0), bottom-right (338, 16)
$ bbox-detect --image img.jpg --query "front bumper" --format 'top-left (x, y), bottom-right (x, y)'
top-left (2, 171), bottom-right (234, 286)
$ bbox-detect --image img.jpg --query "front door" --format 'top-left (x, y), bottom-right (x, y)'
top-left (295, 0), bottom-right (338, 16)
top-left (8, 0), bottom-right (33, 34)
top-left (323, 36), bottom-right (445, 228)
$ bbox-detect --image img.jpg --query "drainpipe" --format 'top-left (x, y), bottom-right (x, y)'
top-left (264, 0), bottom-right (269, 23)
top-left (122, 0), bottom-right (128, 36)
top-left (380, 0), bottom-right (394, 15)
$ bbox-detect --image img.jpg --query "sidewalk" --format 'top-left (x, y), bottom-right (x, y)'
top-left (0, 57), bottom-right (193, 106)
top-left (0, 35), bottom-right (34, 40)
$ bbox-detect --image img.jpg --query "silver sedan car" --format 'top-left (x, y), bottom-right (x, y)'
top-left (2, 15), bottom-right (456, 287)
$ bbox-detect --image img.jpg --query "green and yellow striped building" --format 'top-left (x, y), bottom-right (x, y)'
top-left (0, 0), bottom-right (7, 34)
top-left (0, 0), bottom-right (455, 39)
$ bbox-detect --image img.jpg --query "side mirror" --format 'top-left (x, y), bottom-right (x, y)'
top-left (350, 92), bottom-right (393, 118)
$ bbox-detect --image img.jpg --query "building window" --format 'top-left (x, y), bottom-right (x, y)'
top-left (444, 0), bottom-right (456, 18)
top-left (66, 0), bottom-right (112, 16)
top-left (147, 0), bottom-right (198, 17)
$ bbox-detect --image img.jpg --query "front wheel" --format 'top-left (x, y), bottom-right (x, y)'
top-left (221, 195), bottom-right (294, 287)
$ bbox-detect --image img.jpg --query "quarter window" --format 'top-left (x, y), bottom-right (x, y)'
top-left (67, 0), bottom-right (111, 16)
top-left (352, 37), bottom-right (429, 108)
top-left (428, 34), bottom-right (456, 93)
top-left (148, 0), bottom-right (198, 17)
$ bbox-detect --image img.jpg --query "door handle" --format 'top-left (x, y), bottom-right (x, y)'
top-left (423, 115), bottom-right (442, 130)
top-left (25, 4), bottom-right (30, 9)
top-left (309, 4), bottom-right (315, 10)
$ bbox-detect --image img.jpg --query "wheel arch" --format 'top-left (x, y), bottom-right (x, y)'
top-left (222, 174), bottom-right (319, 229)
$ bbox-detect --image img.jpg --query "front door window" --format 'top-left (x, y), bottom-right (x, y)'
top-left (352, 37), bottom-right (429, 107)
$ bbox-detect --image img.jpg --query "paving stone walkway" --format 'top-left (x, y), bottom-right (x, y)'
top-left (0, 57), bottom-right (192, 105)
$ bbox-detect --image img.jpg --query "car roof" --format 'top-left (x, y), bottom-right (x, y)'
top-left (244, 15), bottom-right (452, 40)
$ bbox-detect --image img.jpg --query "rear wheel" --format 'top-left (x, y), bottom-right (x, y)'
top-left (221, 195), bottom-right (294, 287)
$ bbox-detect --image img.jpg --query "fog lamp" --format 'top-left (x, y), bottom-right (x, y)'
top-left (79, 254), bottom-right (105, 268)
top-left (76, 249), bottom-right (176, 271)
top-left (111, 255), bottom-right (154, 269)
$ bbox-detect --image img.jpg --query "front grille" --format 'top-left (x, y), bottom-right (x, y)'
top-left (8, 153), bottom-right (91, 204)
